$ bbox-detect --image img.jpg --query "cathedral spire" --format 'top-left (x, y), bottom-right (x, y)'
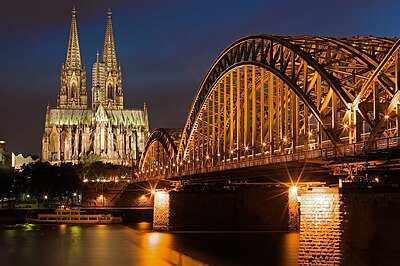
top-left (102, 8), bottom-right (117, 69)
top-left (58, 6), bottom-right (87, 109)
top-left (65, 6), bottom-right (82, 69)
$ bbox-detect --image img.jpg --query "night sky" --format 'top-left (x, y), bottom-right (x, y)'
top-left (1, 0), bottom-right (399, 155)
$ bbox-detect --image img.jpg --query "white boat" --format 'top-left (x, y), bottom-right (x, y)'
top-left (26, 207), bottom-right (123, 224)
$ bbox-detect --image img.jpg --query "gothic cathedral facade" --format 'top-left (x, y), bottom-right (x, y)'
top-left (42, 8), bottom-right (149, 165)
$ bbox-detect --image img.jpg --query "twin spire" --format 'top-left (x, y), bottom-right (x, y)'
top-left (65, 6), bottom-right (81, 69)
top-left (103, 8), bottom-right (118, 69)
top-left (61, 6), bottom-right (123, 110)
top-left (65, 7), bottom-right (117, 71)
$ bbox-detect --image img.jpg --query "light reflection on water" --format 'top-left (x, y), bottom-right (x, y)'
top-left (0, 223), bottom-right (299, 266)
top-left (0, 189), bottom-right (399, 266)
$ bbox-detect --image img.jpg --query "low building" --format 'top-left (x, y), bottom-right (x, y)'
top-left (0, 140), bottom-right (12, 169)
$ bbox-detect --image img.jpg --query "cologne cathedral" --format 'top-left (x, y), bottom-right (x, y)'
top-left (42, 8), bottom-right (149, 165)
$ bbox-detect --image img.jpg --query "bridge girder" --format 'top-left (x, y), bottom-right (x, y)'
top-left (140, 35), bottom-right (400, 179)
top-left (177, 35), bottom-right (398, 162)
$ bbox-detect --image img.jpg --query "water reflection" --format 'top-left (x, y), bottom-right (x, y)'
top-left (1, 189), bottom-right (399, 266)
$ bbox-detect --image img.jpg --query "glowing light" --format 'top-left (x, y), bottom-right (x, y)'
top-left (187, 160), bottom-right (190, 164)
top-left (217, 153), bottom-right (221, 157)
top-left (343, 124), bottom-right (348, 129)
top-left (26, 194), bottom-right (30, 198)
top-left (83, 179), bottom-right (88, 183)
top-left (147, 233), bottom-right (162, 250)
top-left (172, 163), bottom-right (176, 167)
top-left (44, 195), bottom-right (48, 200)
top-left (165, 165), bottom-right (169, 169)
top-left (262, 142), bottom-right (267, 147)
top-left (230, 150), bottom-right (234, 154)
top-left (384, 115), bottom-right (389, 119)
top-left (205, 155), bottom-right (210, 160)
top-left (283, 137), bottom-right (288, 142)
top-left (196, 158), bottom-right (199, 161)
top-left (96, 178), bottom-right (100, 182)
top-left (374, 177), bottom-right (379, 183)
top-left (141, 195), bottom-right (147, 200)
top-left (308, 132), bottom-right (313, 136)
top-left (245, 146), bottom-right (249, 151)
top-left (289, 185), bottom-right (298, 194)
top-left (179, 162), bottom-right (183, 166)
top-left (151, 189), bottom-right (156, 195)
top-left (73, 193), bottom-right (77, 197)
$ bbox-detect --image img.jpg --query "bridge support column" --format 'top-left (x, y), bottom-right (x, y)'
top-left (298, 187), bottom-right (342, 264)
top-left (288, 186), bottom-right (299, 230)
top-left (153, 191), bottom-right (170, 231)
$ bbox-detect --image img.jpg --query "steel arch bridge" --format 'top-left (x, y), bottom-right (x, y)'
top-left (139, 35), bottom-right (400, 180)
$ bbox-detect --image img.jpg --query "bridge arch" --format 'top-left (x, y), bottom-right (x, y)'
top-left (139, 128), bottom-right (182, 174)
top-left (177, 35), bottom-right (398, 162)
top-left (138, 35), bottom-right (400, 180)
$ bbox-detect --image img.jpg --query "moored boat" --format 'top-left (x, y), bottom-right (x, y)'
top-left (26, 206), bottom-right (123, 224)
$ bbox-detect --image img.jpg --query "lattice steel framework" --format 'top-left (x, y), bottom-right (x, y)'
top-left (139, 128), bottom-right (181, 173)
top-left (141, 35), bottom-right (400, 176)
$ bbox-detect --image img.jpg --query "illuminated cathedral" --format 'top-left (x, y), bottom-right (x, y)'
top-left (42, 8), bottom-right (149, 165)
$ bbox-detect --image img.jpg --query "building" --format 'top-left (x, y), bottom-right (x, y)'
top-left (0, 140), bottom-right (39, 170)
top-left (42, 8), bottom-right (149, 165)
top-left (0, 140), bottom-right (11, 169)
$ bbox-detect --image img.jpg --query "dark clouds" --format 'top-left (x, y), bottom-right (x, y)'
top-left (1, 0), bottom-right (400, 154)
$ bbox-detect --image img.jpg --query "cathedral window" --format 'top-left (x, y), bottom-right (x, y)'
top-left (108, 83), bottom-right (113, 100)
top-left (50, 132), bottom-right (59, 154)
top-left (71, 83), bottom-right (77, 99)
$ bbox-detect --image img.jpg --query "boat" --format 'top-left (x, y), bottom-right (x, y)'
top-left (26, 206), bottom-right (123, 224)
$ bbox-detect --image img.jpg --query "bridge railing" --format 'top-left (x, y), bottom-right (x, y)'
top-left (137, 136), bottom-right (400, 180)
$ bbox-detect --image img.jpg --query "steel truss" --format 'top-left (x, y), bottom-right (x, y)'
top-left (140, 35), bottom-right (400, 176)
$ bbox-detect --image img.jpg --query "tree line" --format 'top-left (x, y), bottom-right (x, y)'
top-left (0, 159), bottom-right (132, 203)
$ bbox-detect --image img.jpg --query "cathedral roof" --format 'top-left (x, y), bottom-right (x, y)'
top-left (65, 6), bottom-right (82, 69)
top-left (48, 107), bottom-right (147, 127)
top-left (49, 109), bottom-right (91, 125)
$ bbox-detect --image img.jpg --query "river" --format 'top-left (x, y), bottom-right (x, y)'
top-left (0, 223), bottom-right (298, 266)
top-left (1, 190), bottom-right (400, 265)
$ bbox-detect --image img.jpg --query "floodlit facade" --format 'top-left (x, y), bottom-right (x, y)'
top-left (42, 8), bottom-right (149, 165)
